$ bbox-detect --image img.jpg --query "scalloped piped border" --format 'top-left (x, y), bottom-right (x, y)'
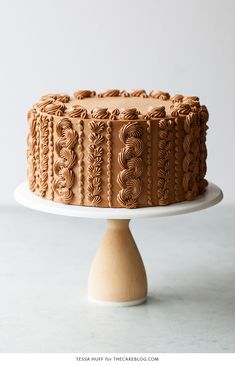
top-left (34, 89), bottom-right (203, 120)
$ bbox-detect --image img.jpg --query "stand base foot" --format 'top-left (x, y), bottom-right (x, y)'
top-left (88, 296), bottom-right (147, 307)
top-left (88, 219), bottom-right (147, 305)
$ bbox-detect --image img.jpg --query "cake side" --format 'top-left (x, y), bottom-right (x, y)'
top-left (26, 90), bottom-right (208, 208)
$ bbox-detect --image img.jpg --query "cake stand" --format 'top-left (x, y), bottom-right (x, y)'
top-left (14, 182), bottom-right (223, 307)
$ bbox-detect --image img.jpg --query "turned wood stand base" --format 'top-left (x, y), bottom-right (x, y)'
top-left (88, 219), bottom-right (147, 305)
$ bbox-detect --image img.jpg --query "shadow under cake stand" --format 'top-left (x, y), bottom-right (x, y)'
top-left (14, 182), bottom-right (223, 307)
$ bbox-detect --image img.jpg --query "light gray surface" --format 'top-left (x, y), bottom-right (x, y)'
top-left (0, 205), bottom-right (234, 352)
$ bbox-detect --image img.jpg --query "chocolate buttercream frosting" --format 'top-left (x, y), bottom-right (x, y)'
top-left (27, 89), bottom-right (208, 208)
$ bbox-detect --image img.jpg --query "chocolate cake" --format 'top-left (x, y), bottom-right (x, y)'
top-left (27, 89), bottom-right (208, 208)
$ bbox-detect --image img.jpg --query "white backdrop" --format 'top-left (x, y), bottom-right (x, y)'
top-left (0, 0), bottom-right (234, 205)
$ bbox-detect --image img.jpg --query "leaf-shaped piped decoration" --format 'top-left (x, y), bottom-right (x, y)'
top-left (89, 121), bottom-right (105, 133)
top-left (94, 146), bottom-right (103, 157)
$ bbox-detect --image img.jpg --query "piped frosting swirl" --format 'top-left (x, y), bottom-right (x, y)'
top-left (97, 89), bottom-right (120, 97)
top-left (44, 102), bottom-right (66, 116)
top-left (67, 105), bottom-right (87, 118)
top-left (119, 108), bottom-right (139, 120)
top-left (171, 102), bottom-right (191, 116)
top-left (149, 91), bottom-right (170, 100)
top-left (130, 89), bottom-right (148, 98)
top-left (91, 107), bottom-right (110, 119)
top-left (74, 90), bottom-right (96, 99)
top-left (146, 106), bottom-right (166, 118)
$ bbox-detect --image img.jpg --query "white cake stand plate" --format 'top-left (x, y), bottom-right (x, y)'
top-left (14, 182), bottom-right (223, 307)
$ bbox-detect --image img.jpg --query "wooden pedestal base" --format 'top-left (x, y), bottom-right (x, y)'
top-left (88, 219), bottom-right (147, 306)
